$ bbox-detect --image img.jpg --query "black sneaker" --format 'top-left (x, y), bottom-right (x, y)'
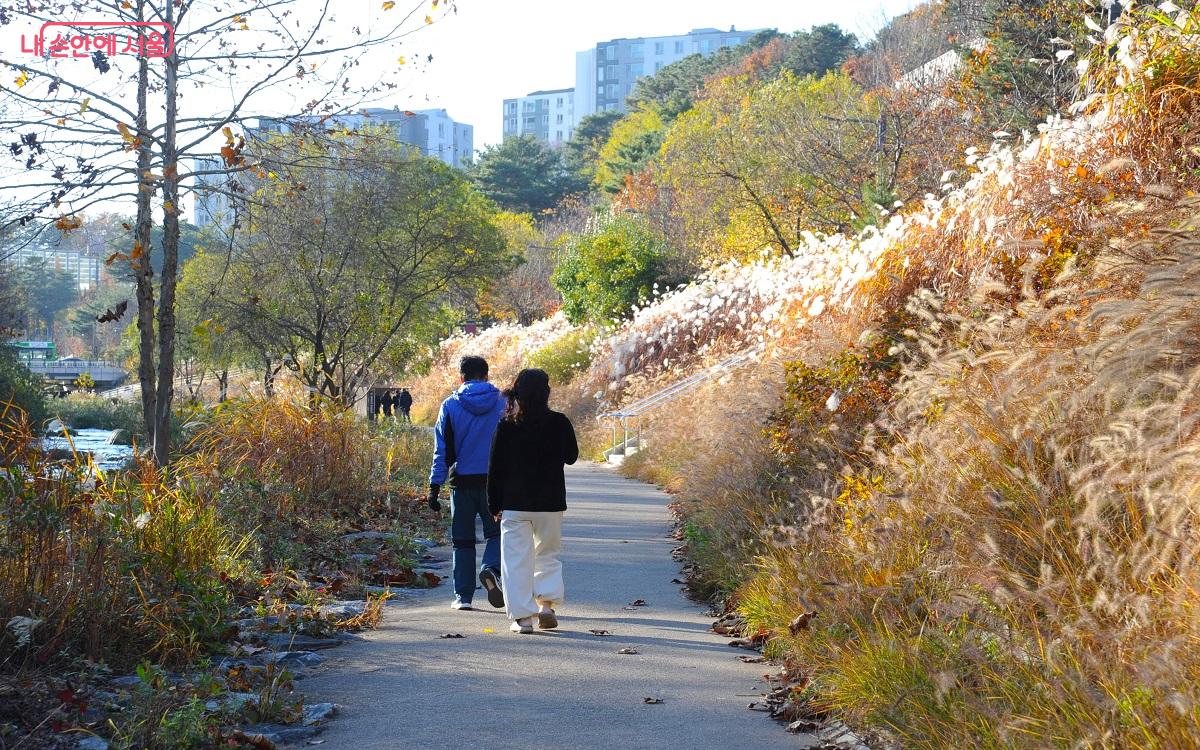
top-left (479, 568), bottom-right (504, 609)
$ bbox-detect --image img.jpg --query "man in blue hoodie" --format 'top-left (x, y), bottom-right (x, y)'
top-left (428, 355), bottom-right (507, 610)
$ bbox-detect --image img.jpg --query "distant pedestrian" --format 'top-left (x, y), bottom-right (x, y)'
top-left (374, 389), bottom-right (387, 419)
top-left (398, 388), bottom-right (413, 422)
top-left (384, 389), bottom-right (397, 418)
top-left (487, 368), bottom-right (578, 634)
top-left (428, 356), bottom-right (507, 610)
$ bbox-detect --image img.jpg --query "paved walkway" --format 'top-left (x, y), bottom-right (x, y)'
top-left (303, 462), bottom-right (796, 750)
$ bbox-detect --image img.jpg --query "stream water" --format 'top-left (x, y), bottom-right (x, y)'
top-left (42, 428), bottom-right (137, 472)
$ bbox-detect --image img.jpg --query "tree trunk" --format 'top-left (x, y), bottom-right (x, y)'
top-left (133, 0), bottom-right (157, 448)
top-left (153, 0), bottom-right (181, 465)
top-left (218, 368), bottom-right (229, 403)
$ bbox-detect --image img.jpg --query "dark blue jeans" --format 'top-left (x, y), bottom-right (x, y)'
top-left (449, 486), bottom-right (500, 602)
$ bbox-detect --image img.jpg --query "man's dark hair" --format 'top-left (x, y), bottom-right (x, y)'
top-left (459, 355), bottom-right (489, 381)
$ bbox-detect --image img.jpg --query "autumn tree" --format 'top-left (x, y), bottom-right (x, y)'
top-left (478, 212), bottom-right (561, 325)
top-left (0, 0), bottom-right (446, 462)
top-left (660, 72), bottom-right (885, 261)
top-left (202, 131), bottom-right (513, 403)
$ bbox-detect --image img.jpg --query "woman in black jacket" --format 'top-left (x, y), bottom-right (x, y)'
top-left (487, 368), bottom-right (578, 634)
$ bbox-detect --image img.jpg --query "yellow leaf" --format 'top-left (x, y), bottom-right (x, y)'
top-left (14, 71), bottom-right (29, 88)
top-left (382, 0), bottom-right (395, 8)
top-left (163, 200), bottom-right (175, 214)
top-left (425, 15), bottom-right (433, 23)
top-left (222, 126), bottom-right (234, 143)
top-left (397, 55), bottom-right (406, 65)
top-left (121, 1), bottom-right (132, 8)
top-left (482, 628), bottom-right (495, 633)
top-left (118, 122), bottom-right (134, 142)
top-left (267, 171), bottom-right (278, 179)
top-left (80, 97), bottom-right (90, 113)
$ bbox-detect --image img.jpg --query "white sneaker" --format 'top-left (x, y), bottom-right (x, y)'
top-left (510, 617), bottom-right (534, 634)
top-left (451, 600), bottom-right (473, 610)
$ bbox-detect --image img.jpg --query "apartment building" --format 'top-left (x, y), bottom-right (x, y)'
top-left (193, 107), bottom-right (474, 228)
top-left (501, 88), bottom-right (577, 146)
top-left (574, 26), bottom-right (767, 117)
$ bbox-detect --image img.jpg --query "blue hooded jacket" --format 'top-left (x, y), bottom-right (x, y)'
top-left (428, 380), bottom-right (505, 487)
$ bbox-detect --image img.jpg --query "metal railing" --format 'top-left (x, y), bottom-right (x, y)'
top-left (97, 366), bottom-right (257, 400)
top-left (598, 350), bottom-right (756, 458)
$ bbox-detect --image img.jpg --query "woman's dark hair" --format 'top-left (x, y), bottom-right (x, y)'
top-left (503, 368), bottom-right (551, 422)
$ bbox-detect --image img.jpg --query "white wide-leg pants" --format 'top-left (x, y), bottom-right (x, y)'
top-left (500, 510), bottom-right (564, 620)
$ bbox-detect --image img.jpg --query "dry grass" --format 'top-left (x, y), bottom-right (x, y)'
top-left (614, 10), bottom-right (1200, 747)
top-left (0, 404), bottom-right (242, 669)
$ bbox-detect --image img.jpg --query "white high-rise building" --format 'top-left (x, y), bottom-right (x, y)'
top-left (501, 88), bottom-right (577, 146)
top-left (575, 26), bottom-right (768, 118)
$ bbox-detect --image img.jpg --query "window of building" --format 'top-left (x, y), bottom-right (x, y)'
top-left (438, 123), bottom-right (444, 136)
top-left (556, 114), bottom-right (563, 123)
top-left (630, 42), bottom-right (643, 58)
top-left (675, 40), bottom-right (684, 53)
top-left (655, 62), bottom-right (663, 72)
top-left (692, 41), bottom-right (700, 53)
top-left (606, 83), bottom-right (618, 99)
top-left (628, 63), bottom-right (643, 77)
top-left (702, 39), bottom-right (713, 53)
top-left (722, 37), bottom-right (737, 47)
top-left (654, 41), bottom-right (664, 55)
top-left (606, 64), bottom-right (618, 80)
top-left (556, 130), bottom-right (563, 141)
top-left (541, 114), bottom-right (548, 125)
top-left (557, 96), bottom-right (563, 106)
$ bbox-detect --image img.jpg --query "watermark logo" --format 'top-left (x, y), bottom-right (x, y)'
top-left (21, 21), bottom-right (175, 59)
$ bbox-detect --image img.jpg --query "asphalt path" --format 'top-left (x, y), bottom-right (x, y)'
top-left (302, 462), bottom-right (797, 750)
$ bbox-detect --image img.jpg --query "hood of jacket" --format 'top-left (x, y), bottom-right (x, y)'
top-left (453, 380), bottom-right (502, 416)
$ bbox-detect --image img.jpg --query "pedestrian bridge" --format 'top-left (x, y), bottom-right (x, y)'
top-left (26, 359), bottom-right (127, 388)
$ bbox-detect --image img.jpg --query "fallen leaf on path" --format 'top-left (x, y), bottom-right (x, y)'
top-left (616, 647), bottom-right (639, 654)
top-left (588, 629), bottom-right (612, 636)
top-left (643, 697), bottom-right (664, 704)
top-left (739, 655), bottom-right (766, 663)
top-left (438, 633), bottom-right (464, 639)
top-left (787, 719), bottom-right (820, 733)
top-left (482, 628), bottom-right (495, 633)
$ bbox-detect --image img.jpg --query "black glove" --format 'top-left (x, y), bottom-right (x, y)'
top-left (427, 484), bottom-right (442, 513)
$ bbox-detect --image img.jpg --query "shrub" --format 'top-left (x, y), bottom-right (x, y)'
top-left (527, 327), bottom-right (596, 385)
top-left (551, 213), bottom-right (674, 325)
top-left (51, 392), bottom-right (148, 435)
